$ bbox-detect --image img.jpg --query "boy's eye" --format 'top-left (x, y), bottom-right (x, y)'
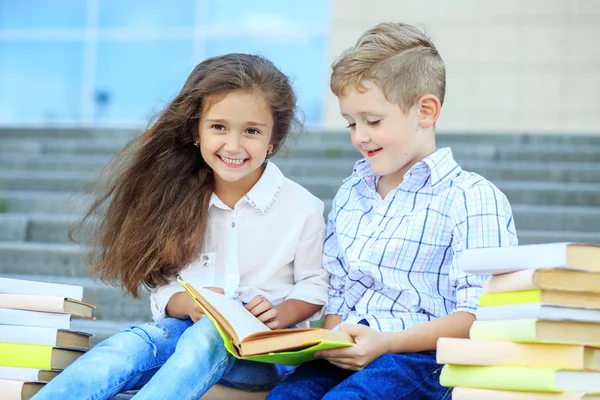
top-left (366, 120), bottom-right (381, 126)
top-left (345, 123), bottom-right (356, 129)
top-left (211, 124), bottom-right (226, 131)
top-left (246, 128), bottom-right (260, 135)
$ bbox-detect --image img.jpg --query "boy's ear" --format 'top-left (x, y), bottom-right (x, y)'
top-left (416, 94), bottom-right (441, 129)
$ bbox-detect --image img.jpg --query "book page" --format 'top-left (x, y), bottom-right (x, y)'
top-left (196, 288), bottom-right (270, 342)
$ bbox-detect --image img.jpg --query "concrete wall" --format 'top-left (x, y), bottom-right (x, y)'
top-left (323, 0), bottom-right (600, 134)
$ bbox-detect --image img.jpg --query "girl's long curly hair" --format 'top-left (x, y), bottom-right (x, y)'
top-left (76, 54), bottom-right (298, 298)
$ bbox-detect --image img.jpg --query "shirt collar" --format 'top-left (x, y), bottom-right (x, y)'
top-left (209, 161), bottom-right (283, 215)
top-left (351, 147), bottom-right (460, 188)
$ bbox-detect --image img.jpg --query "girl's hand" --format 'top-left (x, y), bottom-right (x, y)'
top-left (245, 295), bottom-right (279, 329)
top-left (314, 324), bottom-right (390, 371)
top-left (188, 286), bottom-right (224, 322)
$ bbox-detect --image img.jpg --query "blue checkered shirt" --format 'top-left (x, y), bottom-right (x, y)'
top-left (324, 147), bottom-right (518, 332)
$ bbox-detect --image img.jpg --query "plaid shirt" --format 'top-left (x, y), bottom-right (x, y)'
top-left (325, 147), bottom-right (518, 332)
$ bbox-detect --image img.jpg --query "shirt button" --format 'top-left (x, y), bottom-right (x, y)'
top-left (231, 222), bottom-right (235, 228)
top-left (202, 255), bottom-right (209, 261)
top-left (228, 273), bottom-right (235, 281)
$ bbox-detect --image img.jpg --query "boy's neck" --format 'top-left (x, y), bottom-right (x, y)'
top-left (213, 164), bottom-right (266, 209)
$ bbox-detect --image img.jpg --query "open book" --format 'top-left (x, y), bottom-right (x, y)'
top-left (177, 278), bottom-right (353, 365)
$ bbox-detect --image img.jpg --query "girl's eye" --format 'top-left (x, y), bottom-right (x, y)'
top-left (212, 124), bottom-right (226, 131)
top-left (346, 123), bottom-right (356, 129)
top-left (366, 120), bottom-right (381, 126)
top-left (246, 128), bottom-right (260, 135)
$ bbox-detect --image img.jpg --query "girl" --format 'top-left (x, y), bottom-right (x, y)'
top-left (34, 53), bottom-right (329, 400)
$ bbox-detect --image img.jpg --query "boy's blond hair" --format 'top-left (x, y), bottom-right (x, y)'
top-left (331, 22), bottom-right (445, 113)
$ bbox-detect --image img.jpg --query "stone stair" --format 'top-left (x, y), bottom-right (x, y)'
top-left (1, 127), bottom-right (599, 344)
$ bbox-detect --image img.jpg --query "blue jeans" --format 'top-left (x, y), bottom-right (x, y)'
top-left (33, 317), bottom-right (294, 400)
top-left (266, 350), bottom-right (451, 400)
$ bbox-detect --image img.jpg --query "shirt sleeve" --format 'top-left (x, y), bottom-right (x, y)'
top-left (322, 195), bottom-right (349, 316)
top-left (285, 202), bottom-right (330, 314)
top-left (450, 181), bottom-right (519, 314)
top-left (148, 278), bottom-right (185, 321)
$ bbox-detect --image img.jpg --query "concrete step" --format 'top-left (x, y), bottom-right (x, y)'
top-left (0, 213), bottom-right (80, 242)
top-left (0, 127), bottom-right (139, 141)
top-left (299, 178), bottom-right (600, 207)
top-left (1, 191), bottom-right (89, 214)
top-left (2, 154), bottom-right (600, 185)
top-left (320, 202), bottom-right (600, 233)
top-left (0, 170), bottom-right (98, 192)
top-left (3, 128), bottom-right (600, 147)
top-left (0, 273), bottom-right (152, 322)
top-left (516, 230), bottom-right (600, 245)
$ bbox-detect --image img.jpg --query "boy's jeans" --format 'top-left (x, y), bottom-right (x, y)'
top-left (33, 317), bottom-right (294, 400)
top-left (267, 350), bottom-right (451, 400)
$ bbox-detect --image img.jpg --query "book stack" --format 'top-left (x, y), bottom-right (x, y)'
top-left (438, 243), bottom-right (600, 400)
top-left (0, 277), bottom-right (95, 399)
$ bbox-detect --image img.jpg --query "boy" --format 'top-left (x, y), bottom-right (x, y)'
top-left (267, 22), bottom-right (518, 399)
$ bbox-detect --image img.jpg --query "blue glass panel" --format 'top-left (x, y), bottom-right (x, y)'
top-left (95, 40), bottom-right (194, 122)
top-left (99, 0), bottom-right (196, 29)
top-left (0, 0), bottom-right (87, 29)
top-left (0, 42), bottom-right (84, 123)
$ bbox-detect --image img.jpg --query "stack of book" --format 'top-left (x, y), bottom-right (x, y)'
top-left (0, 277), bottom-right (95, 399)
top-left (438, 242), bottom-right (600, 400)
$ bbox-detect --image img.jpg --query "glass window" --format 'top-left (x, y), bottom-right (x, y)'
top-left (95, 40), bottom-right (194, 122)
top-left (0, 0), bottom-right (87, 29)
top-left (98, 0), bottom-right (196, 29)
top-left (0, 42), bottom-right (84, 123)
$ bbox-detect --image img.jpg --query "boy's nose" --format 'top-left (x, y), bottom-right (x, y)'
top-left (353, 125), bottom-right (371, 144)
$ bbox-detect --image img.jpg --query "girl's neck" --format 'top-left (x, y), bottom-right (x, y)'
top-left (213, 164), bottom-right (266, 209)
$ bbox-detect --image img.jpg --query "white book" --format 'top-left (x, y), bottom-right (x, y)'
top-left (0, 366), bottom-right (59, 382)
top-left (0, 308), bottom-right (71, 330)
top-left (476, 303), bottom-right (600, 323)
top-left (0, 277), bottom-right (83, 301)
top-left (0, 379), bottom-right (44, 399)
top-left (0, 325), bottom-right (90, 349)
top-left (458, 243), bottom-right (600, 275)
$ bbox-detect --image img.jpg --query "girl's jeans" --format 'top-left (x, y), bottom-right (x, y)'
top-left (32, 316), bottom-right (294, 400)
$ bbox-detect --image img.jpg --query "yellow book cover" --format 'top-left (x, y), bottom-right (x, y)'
top-left (452, 387), bottom-right (600, 400)
top-left (440, 365), bottom-right (600, 393)
top-left (177, 278), bottom-right (353, 366)
top-left (480, 290), bottom-right (600, 309)
top-left (0, 342), bottom-right (84, 370)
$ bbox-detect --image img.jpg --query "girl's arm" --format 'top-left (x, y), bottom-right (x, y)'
top-left (323, 314), bottom-right (343, 330)
top-left (275, 299), bottom-right (322, 328)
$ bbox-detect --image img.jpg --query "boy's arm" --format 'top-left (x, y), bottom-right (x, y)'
top-left (316, 182), bottom-right (518, 370)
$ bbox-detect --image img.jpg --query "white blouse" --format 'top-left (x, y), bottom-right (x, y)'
top-left (149, 161), bottom-right (329, 323)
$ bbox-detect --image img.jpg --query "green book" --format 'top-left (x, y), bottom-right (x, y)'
top-left (440, 364), bottom-right (600, 393)
top-left (177, 278), bottom-right (354, 366)
top-left (0, 342), bottom-right (84, 370)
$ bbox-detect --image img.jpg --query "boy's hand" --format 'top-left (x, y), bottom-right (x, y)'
top-left (188, 286), bottom-right (224, 322)
top-left (314, 324), bottom-right (390, 371)
top-left (246, 295), bottom-right (279, 329)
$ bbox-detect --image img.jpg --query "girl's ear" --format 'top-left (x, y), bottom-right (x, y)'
top-left (267, 144), bottom-right (274, 155)
top-left (416, 94), bottom-right (441, 129)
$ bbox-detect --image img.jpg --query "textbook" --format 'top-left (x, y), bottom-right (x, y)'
top-left (436, 338), bottom-right (600, 370)
top-left (469, 319), bottom-right (600, 346)
top-left (0, 308), bottom-right (71, 330)
top-left (0, 379), bottom-right (44, 400)
top-left (440, 364), bottom-right (600, 393)
top-left (0, 365), bottom-right (59, 382)
top-left (0, 342), bottom-right (84, 370)
top-left (0, 325), bottom-right (91, 350)
top-left (485, 269), bottom-right (600, 294)
top-left (458, 243), bottom-right (600, 274)
top-left (451, 387), bottom-right (600, 400)
top-left (479, 289), bottom-right (600, 309)
top-left (0, 277), bottom-right (83, 301)
top-left (476, 303), bottom-right (600, 323)
top-left (0, 294), bottom-right (95, 318)
top-left (178, 278), bottom-right (353, 365)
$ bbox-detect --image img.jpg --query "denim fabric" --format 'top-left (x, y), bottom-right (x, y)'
top-left (32, 317), bottom-right (294, 400)
top-left (266, 350), bottom-right (451, 400)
